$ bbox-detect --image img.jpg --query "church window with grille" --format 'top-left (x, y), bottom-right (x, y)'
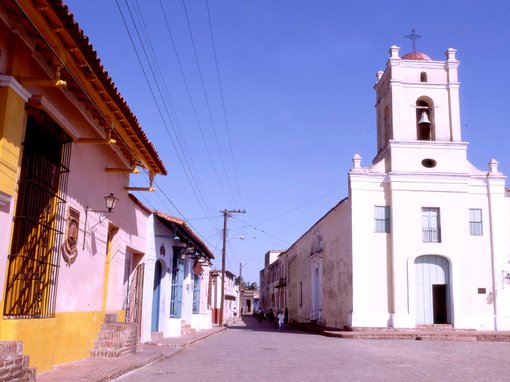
top-left (422, 207), bottom-right (441, 243)
top-left (469, 208), bottom-right (483, 236)
top-left (374, 206), bottom-right (390, 233)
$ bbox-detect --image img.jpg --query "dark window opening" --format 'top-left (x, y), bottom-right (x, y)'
top-left (421, 158), bottom-right (437, 168)
top-left (420, 72), bottom-right (428, 82)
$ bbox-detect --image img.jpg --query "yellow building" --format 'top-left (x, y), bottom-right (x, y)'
top-left (0, 0), bottom-right (166, 374)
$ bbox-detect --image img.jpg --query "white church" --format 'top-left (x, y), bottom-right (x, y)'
top-left (270, 45), bottom-right (510, 331)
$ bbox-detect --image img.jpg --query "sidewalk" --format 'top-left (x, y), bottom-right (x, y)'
top-left (36, 326), bottom-right (226, 382)
top-left (292, 322), bottom-right (510, 342)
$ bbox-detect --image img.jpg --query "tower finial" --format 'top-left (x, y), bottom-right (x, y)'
top-left (405, 28), bottom-right (421, 53)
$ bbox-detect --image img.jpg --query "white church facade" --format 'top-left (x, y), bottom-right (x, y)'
top-left (271, 45), bottom-right (510, 331)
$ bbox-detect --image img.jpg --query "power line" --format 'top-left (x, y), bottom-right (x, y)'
top-left (158, 0), bottom-right (235, 209)
top-left (251, 183), bottom-right (347, 226)
top-left (127, 0), bottom-right (217, 223)
top-left (134, 172), bottom-right (218, 251)
top-left (180, 0), bottom-right (238, 207)
top-left (205, 0), bottom-right (244, 208)
top-left (116, 0), bottom-right (219, 231)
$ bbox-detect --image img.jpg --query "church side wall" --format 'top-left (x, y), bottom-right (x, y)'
top-left (349, 172), bottom-right (392, 327)
top-left (285, 200), bottom-right (352, 329)
top-left (321, 201), bottom-right (352, 328)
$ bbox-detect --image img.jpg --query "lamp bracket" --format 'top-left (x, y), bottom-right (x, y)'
top-left (81, 208), bottom-right (110, 250)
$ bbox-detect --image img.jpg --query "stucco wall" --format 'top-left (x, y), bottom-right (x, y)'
top-left (286, 200), bottom-right (352, 329)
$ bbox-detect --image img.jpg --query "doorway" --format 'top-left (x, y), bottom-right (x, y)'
top-left (432, 284), bottom-right (448, 324)
top-left (151, 260), bottom-right (162, 332)
top-left (415, 255), bottom-right (451, 325)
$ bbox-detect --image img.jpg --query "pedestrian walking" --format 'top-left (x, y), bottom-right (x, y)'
top-left (277, 310), bottom-right (285, 331)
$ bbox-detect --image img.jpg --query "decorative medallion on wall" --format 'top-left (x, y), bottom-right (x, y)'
top-left (160, 242), bottom-right (166, 257)
top-left (61, 207), bottom-right (80, 266)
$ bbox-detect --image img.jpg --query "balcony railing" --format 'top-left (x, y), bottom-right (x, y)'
top-left (422, 227), bottom-right (441, 243)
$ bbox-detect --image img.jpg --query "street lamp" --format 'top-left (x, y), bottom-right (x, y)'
top-left (103, 193), bottom-right (119, 212)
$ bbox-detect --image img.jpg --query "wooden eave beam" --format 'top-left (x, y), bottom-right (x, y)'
top-left (16, 0), bottom-right (164, 174)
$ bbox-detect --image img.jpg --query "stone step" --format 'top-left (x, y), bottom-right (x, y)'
top-left (151, 332), bottom-right (164, 341)
top-left (321, 328), bottom-right (510, 342)
top-left (0, 341), bottom-right (36, 382)
top-left (99, 322), bottom-right (139, 331)
top-left (416, 324), bottom-right (454, 331)
top-left (96, 330), bottom-right (137, 340)
top-left (181, 328), bottom-right (196, 336)
top-left (104, 313), bottom-right (118, 323)
top-left (90, 322), bottom-right (140, 359)
top-left (180, 321), bottom-right (196, 336)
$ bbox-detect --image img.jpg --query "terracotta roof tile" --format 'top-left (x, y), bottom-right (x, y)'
top-left (49, 0), bottom-right (167, 175)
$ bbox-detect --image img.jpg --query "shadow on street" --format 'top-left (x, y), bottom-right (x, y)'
top-left (226, 315), bottom-right (317, 335)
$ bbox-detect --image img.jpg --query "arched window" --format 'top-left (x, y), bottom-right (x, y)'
top-left (416, 99), bottom-right (434, 141)
top-left (420, 72), bottom-right (428, 82)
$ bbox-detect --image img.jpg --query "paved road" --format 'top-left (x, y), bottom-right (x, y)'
top-left (118, 317), bottom-right (510, 382)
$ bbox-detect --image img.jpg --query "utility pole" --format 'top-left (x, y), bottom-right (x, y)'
top-left (219, 209), bottom-right (245, 325)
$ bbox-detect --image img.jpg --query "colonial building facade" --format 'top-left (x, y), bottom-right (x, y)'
top-left (259, 250), bottom-right (284, 311)
top-left (209, 270), bottom-right (239, 325)
top-left (0, 0), bottom-right (166, 373)
top-left (264, 46), bottom-right (510, 331)
top-left (140, 209), bottom-right (214, 342)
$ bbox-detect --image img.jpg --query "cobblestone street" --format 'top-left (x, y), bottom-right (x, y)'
top-left (117, 317), bottom-right (510, 382)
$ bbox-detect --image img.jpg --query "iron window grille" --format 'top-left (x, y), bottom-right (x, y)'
top-left (192, 273), bottom-right (200, 314)
top-left (4, 109), bottom-right (71, 319)
top-left (422, 207), bottom-right (441, 243)
top-left (170, 248), bottom-right (184, 318)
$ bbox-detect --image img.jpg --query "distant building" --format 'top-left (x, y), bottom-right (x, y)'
top-left (209, 270), bottom-right (239, 324)
top-left (259, 250), bottom-right (285, 310)
top-left (241, 289), bottom-right (260, 316)
top-left (262, 46), bottom-right (510, 331)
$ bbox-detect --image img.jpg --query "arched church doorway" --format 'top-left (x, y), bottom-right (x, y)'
top-left (415, 255), bottom-right (451, 325)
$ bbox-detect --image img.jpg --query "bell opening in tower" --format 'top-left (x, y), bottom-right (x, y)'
top-left (416, 100), bottom-right (434, 141)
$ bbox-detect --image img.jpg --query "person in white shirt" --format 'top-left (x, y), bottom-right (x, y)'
top-left (277, 310), bottom-right (284, 331)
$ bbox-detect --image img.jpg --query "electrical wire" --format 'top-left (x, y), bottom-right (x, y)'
top-left (205, 0), bottom-right (244, 208)
top-left (116, 0), bottom-right (219, 231)
top-left (180, 0), bottom-right (238, 207)
top-left (125, 0), bottom-right (215, 221)
top-left (157, 0), bottom-right (235, 208)
top-left (130, 0), bottom-right (216, 220)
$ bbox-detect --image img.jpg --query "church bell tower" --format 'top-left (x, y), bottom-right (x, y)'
top-left (372, 45), bottom-right (462, 171)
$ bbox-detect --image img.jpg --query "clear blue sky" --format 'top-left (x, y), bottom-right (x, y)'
top-left (66, 0), bottom-right (510, 283)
